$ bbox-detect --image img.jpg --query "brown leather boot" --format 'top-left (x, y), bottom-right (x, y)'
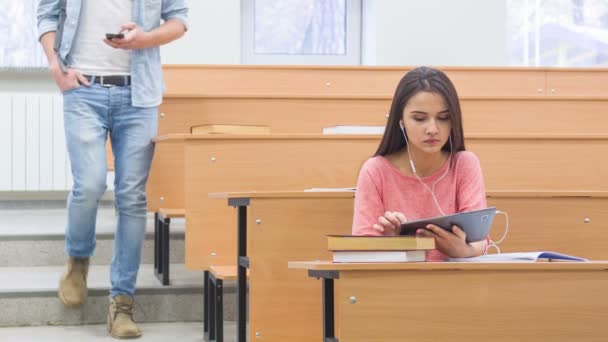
top-left (108, 295), bottom-right (142, 339)
top-left (58, 256), bottom-right (89, 306)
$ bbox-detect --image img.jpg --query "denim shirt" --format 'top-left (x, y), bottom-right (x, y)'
top-left (37, 0), bottom-right (188, 108)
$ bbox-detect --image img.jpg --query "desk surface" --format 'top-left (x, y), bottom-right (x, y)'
top-left (155, 132), bottom-right (608, 142)
top-left (155, 133), bottom-right (381, 142)
top-left (289, 260), bottom-right (608, 271)
top-left (211, 190), bottom-right (608, 199)
top-left (209, 190), bottom-right (355, 200)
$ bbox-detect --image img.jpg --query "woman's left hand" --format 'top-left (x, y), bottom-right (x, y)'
top-left (416, 224), bottom-right (475, 258)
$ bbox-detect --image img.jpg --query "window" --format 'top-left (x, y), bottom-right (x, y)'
top-left (0, 0), bottom-right (47, 69)
top-left (507, 0), bottom-right (608, 67)
top-left (241, 0), bottom-right (362, 65)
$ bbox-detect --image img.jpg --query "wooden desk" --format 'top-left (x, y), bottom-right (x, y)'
top-left (182, 134), bottom-right (379, 269)
top-left (289, 261), bottom-right (608, 342)
top-left (211, 191), bottom-right (355, 342)
top-left (486, 191), bottom-right (608, 258)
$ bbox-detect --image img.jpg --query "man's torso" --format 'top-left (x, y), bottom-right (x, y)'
top-left (68, 0), bottom-right (133, 76)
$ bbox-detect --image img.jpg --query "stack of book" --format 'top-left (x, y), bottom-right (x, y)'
top-left (328, 235), bottom-right (435, 263)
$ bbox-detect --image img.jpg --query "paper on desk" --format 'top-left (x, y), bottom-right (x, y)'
top-left (448, 251), bottom-right (589, 262)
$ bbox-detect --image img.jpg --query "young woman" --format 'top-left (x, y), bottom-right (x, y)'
top-left (352, 66), bottom-right (488, 261)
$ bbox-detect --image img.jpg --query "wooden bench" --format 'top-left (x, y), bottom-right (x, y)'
top-left (211, 191), bottom-right (355, 342)
top-left (178, 134), bottom-right (379, 341)
top-left (153, 208), bottom-right (185, 285)
top-left (204, 265), bottom-right (237, 342)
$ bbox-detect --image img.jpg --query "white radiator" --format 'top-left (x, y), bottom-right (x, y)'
top-left (0, 93), bottom-right (72, 191)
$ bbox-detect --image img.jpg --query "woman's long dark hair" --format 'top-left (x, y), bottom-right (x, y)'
top-left (375, 66), bottom-right (465, 157)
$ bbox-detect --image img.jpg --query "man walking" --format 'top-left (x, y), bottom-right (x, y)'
top-left (37, 0), bottom-right (188, 338)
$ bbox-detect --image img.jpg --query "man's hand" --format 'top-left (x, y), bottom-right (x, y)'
top-left (39, 32), bottom-right (90, 92)
top-left (103, 22), bottom-right (151, 50)
top-left (50, 60), bottom-right (90, 92)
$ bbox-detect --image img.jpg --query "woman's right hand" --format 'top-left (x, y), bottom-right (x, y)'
top-left (372, 211), bottom-right (407, 235)
top-left (50, 61), bottom-right (90, 92)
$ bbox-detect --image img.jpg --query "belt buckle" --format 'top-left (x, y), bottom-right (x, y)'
top-left (99, 76), bottom-right (115, 88)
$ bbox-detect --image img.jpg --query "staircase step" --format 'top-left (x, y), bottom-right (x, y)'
top-left (0, 264), bottom-right (236, 327)
top-left (0, 321), bottom-right (237, 342)
top-left (0, 208), bottom-right (185, 266)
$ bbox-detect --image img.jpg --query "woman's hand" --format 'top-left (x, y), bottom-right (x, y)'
top-left (372, 211), bottom-right (407, 236)
top-left (416, 224), bottom-right (476, 258)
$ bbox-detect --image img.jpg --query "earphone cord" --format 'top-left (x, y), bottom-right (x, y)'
top-left (400, 123), bottom-right (509, 254)
top-left (402, 126), bottom-right (451, 217)
top-left (485, 210), bottom-right (509, 254)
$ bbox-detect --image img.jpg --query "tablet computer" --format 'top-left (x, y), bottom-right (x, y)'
top-left (399, 207), bottom-right (496, 243)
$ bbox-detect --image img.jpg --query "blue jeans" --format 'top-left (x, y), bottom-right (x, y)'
top-left (63, 82), bottom-right (158, 297)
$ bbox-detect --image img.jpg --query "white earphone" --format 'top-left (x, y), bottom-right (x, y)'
top-left (399, 120), bottom-right (452, 216)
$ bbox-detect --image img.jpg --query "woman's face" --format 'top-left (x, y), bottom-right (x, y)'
top-left (401, 91), bottom-right (452, 155)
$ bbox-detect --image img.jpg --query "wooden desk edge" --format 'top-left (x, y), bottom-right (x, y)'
top-left (288, 260), bottom-right (608, 271)
top-left (154, 134), bottom-right (190, 143)
top-left (486, 190), bottom-right (608, 198)
top-left (208, 191), bottom-right (608, 199)
top-left (209, 191), bottom-right (356, 199)
top-left (156, 133), bottom-right (608, 143)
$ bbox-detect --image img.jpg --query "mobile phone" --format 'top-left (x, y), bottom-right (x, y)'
top-left (105, 33), bottom-right (125, 40)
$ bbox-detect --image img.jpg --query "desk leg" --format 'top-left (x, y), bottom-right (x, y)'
top-left (203, 270), bottom-right (209, 339)
top-left (309, 270), bottom-right (340, 342)
top-left (323, 277), bottom-right (338, 342)
top-left (237, 205), bottom-right (247, 342)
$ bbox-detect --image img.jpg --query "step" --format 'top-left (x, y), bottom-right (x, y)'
top-left (0, 264), bottom-right (237, 327)
top-left (0, 321), bottom-right (237, 342)
top-left (0, 208), bottom-right (185, 267)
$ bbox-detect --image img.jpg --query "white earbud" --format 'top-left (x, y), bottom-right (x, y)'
top-left (400, 120), bottom-right (417, 174)
top-left (409, 159), bottom-right (417, 174)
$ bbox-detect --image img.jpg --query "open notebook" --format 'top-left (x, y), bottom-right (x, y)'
top-left (448, 251), bottom-right (588, 262)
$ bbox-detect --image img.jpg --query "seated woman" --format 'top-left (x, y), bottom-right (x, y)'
top-left (352, 66), bottom-right (489, 261)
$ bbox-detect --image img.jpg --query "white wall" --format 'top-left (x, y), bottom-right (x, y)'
top-left (161, 0), bottom-right (508, 67)
top-left (0, 1), bottom-right (242, 93)
top-left (363, 0), bottom-right (508, 66)
top-left (0, 0), bottom-right (512, 93)
top-left (161, 0), bottom-right (241, 64)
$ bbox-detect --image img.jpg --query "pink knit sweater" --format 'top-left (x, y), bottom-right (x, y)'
top-left (352, 151), bottom-right (488, 261)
